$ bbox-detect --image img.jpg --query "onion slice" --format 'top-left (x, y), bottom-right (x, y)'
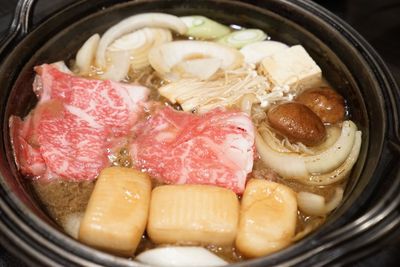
top-left (52, 61), bottom-right (73, 74)
top-left (256, 131), bottom-right (309, 179)
top-left (99, 50), bottom-right (131, 81)
top-left (63, 212), bottom-right (84, 239)
top-left (255, 120), bottom-right (361, 182)
top-left (240, 41), bottom-right (289, 65)
top-left (304, 121), bottom-right (357, 174)
top-left (135, 246), bottom-right (227, 266)
top-left (173, 58), bottom-right (222, 80)
top-left (75, 34), bottom-right (100, 74)
top-left (96, 13), bottom-right (187, 68)
top-left (307, 131), bottom-right (362, 185)
top-left (297, 187), bottom-right (344, 216)
top-left (108, 27), bottom-right (172, 70)
top-left (149, 40), bottom-right (243, 81)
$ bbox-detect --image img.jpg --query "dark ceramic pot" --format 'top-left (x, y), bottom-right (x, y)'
top-left (0, 0), bottom-right (399, 266)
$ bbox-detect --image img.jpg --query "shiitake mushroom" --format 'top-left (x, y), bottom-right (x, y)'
top-left (296, 86), bottom-right (345, 124)
top-left (267, 102), bottom-right (326, 146)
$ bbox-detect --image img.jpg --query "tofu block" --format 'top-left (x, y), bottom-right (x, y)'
top-left (236, 179), bottom-right (297, 258)
top-left (147, 184), bottom-right (239, 246)
top-left (79, 167), bottom-right (151, 256)
top-left (260, 45), bottom-right (322, 90)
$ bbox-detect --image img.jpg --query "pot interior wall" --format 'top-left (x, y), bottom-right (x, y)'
top-left (0, 0), bottom-right (386, 264)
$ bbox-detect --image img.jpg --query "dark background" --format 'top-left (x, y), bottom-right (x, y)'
top-left (0, 0), bottom-right (399, 266)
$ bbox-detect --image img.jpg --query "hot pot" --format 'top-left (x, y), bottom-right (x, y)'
top-left (0, 0), bottom-right (399, 266)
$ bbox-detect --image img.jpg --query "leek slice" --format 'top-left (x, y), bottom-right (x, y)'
top-left (180, 15), bottom-right (231, 39)
top-left (218, 29), bottom-right (267, 49)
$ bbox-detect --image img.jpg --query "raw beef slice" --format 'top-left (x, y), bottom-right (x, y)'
top-left (130, 107), bottom-right (255, 193)
top-left (10, 64), bottom-right (149, 180)
top-left (9, 115), bottom-right (46, 177)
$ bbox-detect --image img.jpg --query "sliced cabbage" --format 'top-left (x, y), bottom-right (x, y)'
top-left (135, 246), bottom-right (227, 266)
top-left (96, 13), bottom-right (187, 68)
top-left (180, 15), bottom-right (231, 39)
top-left (218, 29), bottom-right (267, 49)
top-left (149, 40), bottom-right (243, 81)
top-left (240, 40), bottom-right (289, 65)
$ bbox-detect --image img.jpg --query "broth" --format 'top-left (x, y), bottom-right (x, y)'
top-left (29, 73), bottom-right (340, 260)
top-left (13, 12), bottom-right (361, 264)
top-left (30, 157), bottom-right (333, 262)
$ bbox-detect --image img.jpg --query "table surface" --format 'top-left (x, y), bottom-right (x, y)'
top-left (1, 0), bottom-right (400, 266)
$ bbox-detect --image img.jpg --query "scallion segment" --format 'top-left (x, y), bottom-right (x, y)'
top-left (180, 15), bottom-right (231, 39)
top-left (218, 29), bottom-right (267, 48)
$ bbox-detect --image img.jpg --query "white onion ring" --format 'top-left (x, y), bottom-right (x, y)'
top-left (255, 120), bottom-right (361, 184)
top-left (96, 13), bottom-right (187, 68)
top-left (75, 34), bottom-right (100, 74)
top-left (297, 187), bottom-right (344, 216)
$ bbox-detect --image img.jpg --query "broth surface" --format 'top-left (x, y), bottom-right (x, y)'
top-left (30, 74), bottom-right (341, 259)
top-left (18, 16), bottom-right (357, 263)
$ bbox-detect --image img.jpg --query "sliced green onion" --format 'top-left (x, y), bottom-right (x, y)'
top-left (218, 29), bottom-right (267, 49)
top-left (180, 15), bottom-right (231, 39)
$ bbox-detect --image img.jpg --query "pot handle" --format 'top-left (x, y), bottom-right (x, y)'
top-left (0, 0), bottom-right (36, 59)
